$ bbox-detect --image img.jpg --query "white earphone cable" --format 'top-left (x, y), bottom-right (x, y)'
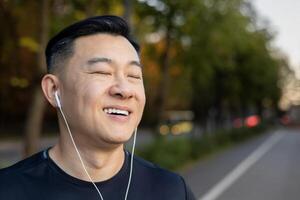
top-left (125, 128), bottom-right (137, 199)
top-left (57, 104), bottom-right (136, 200)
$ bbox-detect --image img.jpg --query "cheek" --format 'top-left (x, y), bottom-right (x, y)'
top-left (72, 78), bottom-right (107, 111)
top-left (81, 82), bottom-right (107, 107)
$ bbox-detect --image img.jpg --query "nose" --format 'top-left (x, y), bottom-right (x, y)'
top-left (109, 76), bottom-right (134, 99)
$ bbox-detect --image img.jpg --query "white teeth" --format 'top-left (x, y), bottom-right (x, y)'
top-left (104, 108), bottom-right (129, 116)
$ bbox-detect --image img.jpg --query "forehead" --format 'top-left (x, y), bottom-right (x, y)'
top-left (72, 33), bottom-right (139, 61)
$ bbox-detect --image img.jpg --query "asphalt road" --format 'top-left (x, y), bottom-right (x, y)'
top-left (182, 128), bottom-right (300, 200)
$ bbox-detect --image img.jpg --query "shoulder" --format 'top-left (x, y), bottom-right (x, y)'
top-left (133, 155), bottom-right (183, 181)
top-left (0, 150), bottom-right (47, 190)
top-left (132, 155), bottom-right (195, 199)
top-left (0, 150), bottom-right (46, 176)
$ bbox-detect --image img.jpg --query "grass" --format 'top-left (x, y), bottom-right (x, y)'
top-left (137, 124), bottom-right (268, 170)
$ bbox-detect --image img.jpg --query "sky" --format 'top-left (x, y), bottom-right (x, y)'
top-left (252, 0), bottom-right (300, 77)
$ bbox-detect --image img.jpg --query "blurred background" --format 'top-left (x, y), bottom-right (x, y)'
top-left (1, 0), bottom-right (300, 199)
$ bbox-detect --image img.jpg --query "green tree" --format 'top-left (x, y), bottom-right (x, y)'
top-left (135, 0), bottom-right (196, 127)
top-left (24, 0), bottom-right (50, 156)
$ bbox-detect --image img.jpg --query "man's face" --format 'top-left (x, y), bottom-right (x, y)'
top-left (58, 34), bottom-right (145, 148)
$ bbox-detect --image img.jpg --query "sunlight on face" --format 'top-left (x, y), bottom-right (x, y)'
top-left (58, 34), bottom-right (146, 149)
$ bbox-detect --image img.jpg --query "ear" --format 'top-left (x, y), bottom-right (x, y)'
top-left (41, 74), bottom-right (60, 108)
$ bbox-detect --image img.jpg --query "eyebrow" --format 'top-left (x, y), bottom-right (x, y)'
top-left (129, 60), bottom-right (143, 68)
top-left (86, 57), bottom-right (142, 68)
top-left (87, 57), bottom-right (112, 65)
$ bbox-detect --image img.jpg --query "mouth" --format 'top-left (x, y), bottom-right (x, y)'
top-left (103, 107), bottom-right (131, 116)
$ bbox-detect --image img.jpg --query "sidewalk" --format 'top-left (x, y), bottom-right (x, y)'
top-left (0, 129), bottom-right (154, 168)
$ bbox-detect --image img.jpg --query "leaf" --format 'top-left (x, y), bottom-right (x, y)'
top-left (19, 37), bottom-right (39, 53)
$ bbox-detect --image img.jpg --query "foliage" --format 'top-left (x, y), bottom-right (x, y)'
top-left (0, 0), bottom-right (290, 133)
top-left (138, 123), bottom-right (267, 170)
top-left (135, 0), bottom-right (283, 126)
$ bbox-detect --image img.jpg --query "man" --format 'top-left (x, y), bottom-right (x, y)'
top-left (0, 15), bottom-right (196, 200)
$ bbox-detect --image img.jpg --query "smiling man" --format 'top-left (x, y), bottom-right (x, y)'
top-left (0, 16), bottom-right (196, 200)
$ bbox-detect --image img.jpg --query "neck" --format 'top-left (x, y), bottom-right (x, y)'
top-left (49, 134), bottom-right (125, 182)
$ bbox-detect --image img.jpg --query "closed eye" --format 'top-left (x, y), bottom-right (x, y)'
top-left (128, 74), bottom-right (142, 79)
top-left (91, 71), bottom-right (112, 75)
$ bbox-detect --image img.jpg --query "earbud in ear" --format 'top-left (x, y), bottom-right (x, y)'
top-left (54, 91), bottom-right (62, 108)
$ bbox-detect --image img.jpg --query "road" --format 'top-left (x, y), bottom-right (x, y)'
top-left (182, 128), bottom-right (300, 200)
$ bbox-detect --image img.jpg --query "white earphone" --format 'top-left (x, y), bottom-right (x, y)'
top-left (53, 89), bottom-right (136, 200)
top-left (54, 90), bottom-right (62, 108)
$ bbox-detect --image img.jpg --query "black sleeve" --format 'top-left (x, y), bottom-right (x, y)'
top-left (186, 183), bottom-right (196, 200)
top-left (180, 176), bottom-right (197, 200)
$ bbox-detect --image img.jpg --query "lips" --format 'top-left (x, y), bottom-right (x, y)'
top-left (103, 106), bottom-right (132, 117)
top-left (103, 108), bottom-right (129, 116)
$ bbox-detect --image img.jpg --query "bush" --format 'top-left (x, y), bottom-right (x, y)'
top-left (138, 137), bottom-right (192, 169)
top-left (137, 124), bottom-right (268, 170)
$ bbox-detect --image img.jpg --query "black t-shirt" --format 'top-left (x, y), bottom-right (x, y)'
top-left (0, 148), bottom-right (196, 200)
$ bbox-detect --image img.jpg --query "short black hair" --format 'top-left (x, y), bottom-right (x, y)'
top-left (45, 15), bottom-right (140, 73)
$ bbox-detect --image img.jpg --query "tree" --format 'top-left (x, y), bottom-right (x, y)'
top-left (182, 0), bottom-right (281, 127)
top-left (135, 0), bottom-right (195, 127)
top-left (123, 0), bottom-right (132, 25)
top-left (24, 0), bottom-right (50, 156)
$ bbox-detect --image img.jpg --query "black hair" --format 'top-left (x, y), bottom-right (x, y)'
top-left (45, 15), bottom-right (140, 73)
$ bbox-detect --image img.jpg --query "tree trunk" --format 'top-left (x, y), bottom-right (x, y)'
top-left (23, 0), bottom-right (49, 157)
top-left (85, 0), bottom-right (97, 17)
top-left (0, 0), bottom-right (21, 75)
top-left (123, 0), bottom-right (132, 27)
top-left (155, 28), bottom-right (172, 127)
top-left (101, 1), bottom-right (110, 15)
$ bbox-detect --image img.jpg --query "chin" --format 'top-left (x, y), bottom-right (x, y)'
top-left (102, 138), bottom-right (129, 147)
top-left (104, 131), bottom-right (133, 144)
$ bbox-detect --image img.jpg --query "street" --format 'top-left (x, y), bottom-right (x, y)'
top-left (182, 128), bottom-right (300, 200)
